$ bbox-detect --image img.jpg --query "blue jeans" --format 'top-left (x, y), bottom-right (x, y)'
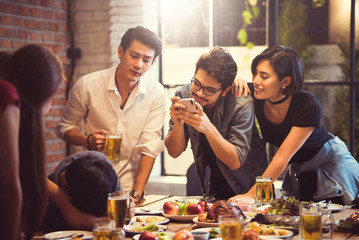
top-left (282, 135), bottom-right (359, 205)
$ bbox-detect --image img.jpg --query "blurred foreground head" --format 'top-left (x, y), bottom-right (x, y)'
top-left (0, 44), bottom-right (65, 239)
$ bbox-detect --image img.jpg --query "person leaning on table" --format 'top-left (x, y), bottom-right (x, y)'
top-left (229, 45), bottom-right (359, 206)
top-left (165, 46), bottom-right (268, 200)
top-left (55, 26), bottom-right (165, 203)
top-left (41, 151), bottom-right (136, 231)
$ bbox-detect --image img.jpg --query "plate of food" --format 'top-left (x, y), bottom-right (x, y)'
top-left (246, 222), bottom-right (294, 238)
top-left (124, 223), bottom-right (167, 237)
top-left (162, 211), bottom-right (197, 222)
top-left (335, 209), bottom-right (359, 232)
top-left (132, 232), bottom-right (174, 240)
top-left (191, 227), bottom-right (221, 239)
top-left (43, 230), bottom-right (93, 240)
top-left (132, 215), bottom-right (170, 225)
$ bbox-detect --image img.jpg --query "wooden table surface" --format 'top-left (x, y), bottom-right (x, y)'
top-left (133, 195), bottom-right (359, 240)
top-left (33, 194), bottom-right (359, 239)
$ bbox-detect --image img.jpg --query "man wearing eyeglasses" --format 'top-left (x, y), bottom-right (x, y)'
top-left (165, 47), bottom-right (268, 201)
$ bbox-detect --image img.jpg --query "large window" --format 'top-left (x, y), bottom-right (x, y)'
top-left (160, 0), bottom-right (267, 175)
top-left (160, 0), bottom-right (358, 176)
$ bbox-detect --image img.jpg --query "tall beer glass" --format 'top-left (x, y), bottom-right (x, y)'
top-left (219, 215), bottom-right (244, 240)
top-left (104, 132), bottom-right (121, 164)
top-left (107, 191), bottom-right (130, 228)
top-left (299, 202), bottom-right (322, 240)
top-left (92, 217), bottom-right (116, 240)
top-left (256, 176), bottom-right (273, 206)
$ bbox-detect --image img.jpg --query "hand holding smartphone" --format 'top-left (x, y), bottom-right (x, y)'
top-left (175, 98), bottom-right (198, 113)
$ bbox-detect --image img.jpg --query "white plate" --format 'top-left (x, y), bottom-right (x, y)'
top-left (319, 202), bottom-right (344, 213)
top-left (192, 216), bottom-right (251, 228)
top-left (43, 230), bottom-right (93, 240)
top-left (162, 211), bottom-right (197, 222)
top-left (256, 205), bottom-right (271, 213)
top-left (135, 207), bottom-right (163, 215)
top-left (124, 223), bottom-right (167, 236)
top-left (259, 236), bottom-right (283, 240)
top-left (132, 232), bottom-right (175, 240)
top-left (259, 229), bottom-right (293, 239)
top-left (131, 215), bottom-right (170, 225)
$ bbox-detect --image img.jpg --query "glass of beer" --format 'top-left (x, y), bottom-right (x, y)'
top-left (218, 215), bottom-right (244, 240)
top-left (256, 176), bottom-right (273, 206)
top-left (299, 202), bottom-right (322, 240)
top-left (107, 191), bottom-right (130, 228)
top-left (92, 217), bottom-right (116, 240)
top-left (104, 132), bottom-right (122, 164)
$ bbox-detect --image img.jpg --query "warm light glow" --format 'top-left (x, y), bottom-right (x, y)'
top-left (329, 0), bottom-right (359, 44)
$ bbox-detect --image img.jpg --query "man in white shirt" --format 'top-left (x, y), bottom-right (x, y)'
top-left (56, 26), bottom-right (165, 202)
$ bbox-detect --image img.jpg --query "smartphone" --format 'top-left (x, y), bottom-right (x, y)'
top-left (175, 98), bottom-right (198, 113)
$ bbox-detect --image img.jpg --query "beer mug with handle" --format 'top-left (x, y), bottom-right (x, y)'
top-left (104, 132), bottom-right (122, 164)
top-left (299, 202), bottom-right (322, 240)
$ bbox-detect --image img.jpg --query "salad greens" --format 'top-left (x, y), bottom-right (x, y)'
top-left (338, 210), bottom-right (359, 232)
top-left (267, 196), bottom-right (300, 216)
top-left (209, 228), bottom-right (221, 238)
top-left (130, 223), bottom-right (159, 232)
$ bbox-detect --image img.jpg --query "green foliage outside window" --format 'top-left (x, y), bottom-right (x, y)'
top-left (333, 43), bottom-right (359, 159)
top-left (277, 0), bottom-right (316, 70)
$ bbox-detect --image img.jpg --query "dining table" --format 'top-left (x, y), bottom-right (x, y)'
top-left (33, 194), bottom-right (359, 240)
top-left (133, 194), bottom-right (359, 240)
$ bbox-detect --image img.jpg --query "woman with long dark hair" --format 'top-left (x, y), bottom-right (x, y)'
top-left (0, 44), bottom-right (64, 239)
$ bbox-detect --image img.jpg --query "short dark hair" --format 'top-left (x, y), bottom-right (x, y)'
top-left (195, 46), bottom-right (237, 89)
top-left (251, 45), bottom-right (304, 95)
top-left (65, 154), bottom-right (118, 216)
top-left (120, 25), bottom-right (162, 59)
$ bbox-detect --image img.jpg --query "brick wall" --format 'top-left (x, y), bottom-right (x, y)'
top-left (0, 0), bottom-right (68, 173)
top-left (0, 0), bottom-right (160, 173)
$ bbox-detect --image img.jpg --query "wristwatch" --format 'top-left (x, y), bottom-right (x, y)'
top-left (130, 190), bottom-right (141, 202)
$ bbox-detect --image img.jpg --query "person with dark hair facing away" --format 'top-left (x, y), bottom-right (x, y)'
top-left (165, 47), bottom-right (268, 200)
top-left (0, 52), bottom-right (21, 240)
top-left (41, 151), bottom-right (122, 230)
top-left (229, 45), bottom-right (359, 205)
top-left (0, 44), bottom-right (65, 240)
top-left (56, 26), bottom-right (165, 203)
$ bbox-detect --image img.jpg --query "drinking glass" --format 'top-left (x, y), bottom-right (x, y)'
top-left (256, 176), bottom-right (273, 206)
top-left (299, 202), bottom-right (322, 240)
top-left (322, 209), bottom-right (334, 239)
top-left (92, 217), bottom-right (116, 240)
top-left (218, 215), bottom-right (244, 240)
top-left (104, 132), bottom-right (122, 164)
top-left (111, 228), bottom-right (125, 240)
top-left (107, 191), bottom-right (130, 228)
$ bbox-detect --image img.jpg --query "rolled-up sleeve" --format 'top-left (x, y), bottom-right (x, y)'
top-left (55, 78), bottom-right (88, 139)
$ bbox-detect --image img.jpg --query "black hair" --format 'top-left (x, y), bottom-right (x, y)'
top-left (0, 44), bottom-right (64, 239)
top-left (195, 46), bottom-right (237, 89)
top-left (120, 25), bottom-right (162, 59)
top-left (251, 45), bottom-right (304, 95)
top-left (65, 154), bottom-right (118, 216)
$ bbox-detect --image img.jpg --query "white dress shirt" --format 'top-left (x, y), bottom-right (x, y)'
top-left (55, 65), bottom-right (165, 190)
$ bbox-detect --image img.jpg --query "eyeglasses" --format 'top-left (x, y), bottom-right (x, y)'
top-left (191, 78), bottom-right (222, 96)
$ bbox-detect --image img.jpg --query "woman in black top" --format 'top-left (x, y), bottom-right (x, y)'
top-left (229, 46), bottom-right (359, 205)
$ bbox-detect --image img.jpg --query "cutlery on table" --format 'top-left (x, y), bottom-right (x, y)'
top-left (323, 200), bottom-right (332, 209)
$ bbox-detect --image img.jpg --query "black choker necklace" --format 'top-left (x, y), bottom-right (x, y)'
top-left (267, 95), bottom-right (289, 105)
